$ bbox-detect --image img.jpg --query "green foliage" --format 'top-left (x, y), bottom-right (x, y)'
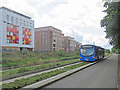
top-left (105, 49), bottom-right (111, 53)
top-left (2, 50), bottom-right (80, 68)
top-left (101, 1), bottom-right (120, 49)
top-left (105, 53), bottom-right (111, 57)
top-left (112, 46), bottom-right (120, 54)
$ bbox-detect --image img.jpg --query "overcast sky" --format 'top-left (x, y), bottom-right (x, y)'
top-left (0, 0), bottom-right (112, 49)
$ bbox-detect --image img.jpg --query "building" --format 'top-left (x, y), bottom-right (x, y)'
top-left (35, 26), bottom-right (64, 51)
top-left (64, 36), bottom-right (74, 51)
top-left (0, 7), bottom-right (34, 51)
top-left (64, 36), bottom-right (75, 51)
top-left (64, 36), bottom-right (81, 51)
top-left (75, 41), bottom-right (82, 51)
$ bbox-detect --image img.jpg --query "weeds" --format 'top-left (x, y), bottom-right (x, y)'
top-left (2, 62), bottom-right (88, 90)
top-left (2, 59), bottom-right (80, 77)
top-left (2, 50), bottom-right (80, 68)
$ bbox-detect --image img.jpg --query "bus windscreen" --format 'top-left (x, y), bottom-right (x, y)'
top-left (80, 46), bottom-right (94, 56)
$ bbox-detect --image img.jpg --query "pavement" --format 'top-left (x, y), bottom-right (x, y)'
top-left (44, 54), bottom-right (118, 88)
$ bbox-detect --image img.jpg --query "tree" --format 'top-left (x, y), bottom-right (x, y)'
top-left (112, 46), bottom-right (120, 54)
top-left (105, 49), bottom-right (111, 53)
top-left (101, 1), bottom-right (120, 50)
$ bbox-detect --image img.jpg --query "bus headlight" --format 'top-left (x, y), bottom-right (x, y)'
top-left (92, 57), bottom-right (95, 59)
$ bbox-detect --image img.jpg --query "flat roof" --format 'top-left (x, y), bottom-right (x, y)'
top-left (0, 7), bottom-right (31, 19)
top-left (35, 26), bottom-right (62, 33)
top-left (64, 36), bottom-right (74, 40)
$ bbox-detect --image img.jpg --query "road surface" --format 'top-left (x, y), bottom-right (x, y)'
top-left (44, 54), bottom-right (118, 88)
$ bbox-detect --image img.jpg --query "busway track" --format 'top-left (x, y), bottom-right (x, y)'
top-left (20, 56), bottom-right (111, 90)
top-left (2, 60), bottom-right (83, 83)
top-left (2, 59), bottom-right (81, 81)
top-left (2, 57), bottom-right (79, 71)
top-left (2, 56), bottom-right (110, 89)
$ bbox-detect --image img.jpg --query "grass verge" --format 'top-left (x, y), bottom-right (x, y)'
top-left (1, 62), bottom-right (88, 89)
top-left (2, 59), bottom-right (80, 78)
top-left (105, 53), bottom-right (112, 58)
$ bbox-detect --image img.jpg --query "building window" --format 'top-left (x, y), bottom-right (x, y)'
top-left (53, 44), bottom-right (55, 47)
top-left (24, 21), bottom-right (25, 26)
top-left (51, 32), bottom-right (52, 35)
top-left (53, 37), bottom-right (55, 40)
top-left (20, 19), bottom-right (22, 26)
top-left (27, 22), bottom-right (28, 27)
top-left (53, 32), bottom-right (55, 35)
top-left (7, 23), bottom-right (9, 28)
top-left (16, 18), bottom-right (18, 25)
top-left (30, 23), bottom-right (32, 29)
top-left (75, 44), bottom-right (76, 47)
top-left (7, 15), bottom-right (9, 23)
top-left (11, 17), bottom-right (14, 24)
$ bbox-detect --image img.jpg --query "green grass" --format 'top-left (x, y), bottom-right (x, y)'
top-left (2, 50), bottom-right (80, 68)
top-left (2, 62), bottom-right (88, 89)
top-left (2, 59), bottom-right (80, 78)
top-left (105, 53), bottom-right (112, 57)
top-left (2, 52), bottom-right (111, 78)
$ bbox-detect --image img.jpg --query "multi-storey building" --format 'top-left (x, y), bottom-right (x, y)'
top-left (64, 36), bottom-right (81, 51)
top-left (35, 26), bottom-right (64, 51)
top-left (64, 36), bottom-right (74, 51)
top-left (0, 7), bottom-right (34, 51)
top-left (75, 41), bottom-right (82, 51)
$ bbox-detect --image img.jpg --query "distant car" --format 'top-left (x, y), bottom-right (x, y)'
top-left (80, 44), bottom-right (104, 61)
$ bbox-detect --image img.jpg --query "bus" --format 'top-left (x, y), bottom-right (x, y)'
top-left (80, 45), bottom-right (104, 61)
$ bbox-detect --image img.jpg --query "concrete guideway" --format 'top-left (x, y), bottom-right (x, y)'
top-left (2, 62), bottom-right (82, 84)
top-left (44, 54), bottom-right (118, 88)
top-left (2, 60), bottom-right (81, 81)
top-left (19, 62), bottom-right (96, 90)
top-left (19, 56), bottom-right (109, 89)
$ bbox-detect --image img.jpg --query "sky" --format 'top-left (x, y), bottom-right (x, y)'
top-left (0, 0), bottom-right (112, 49)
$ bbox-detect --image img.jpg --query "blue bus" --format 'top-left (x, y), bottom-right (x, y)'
top-left (80, 45), bottom-right (104, 61)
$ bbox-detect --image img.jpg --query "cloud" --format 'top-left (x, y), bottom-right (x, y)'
top-left (0, 0), bottom-right (112, 49)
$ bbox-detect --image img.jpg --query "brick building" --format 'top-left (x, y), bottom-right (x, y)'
top-left (35, 26), bottom-right (64, 51)
top-left (0, 7), bottom-right (34, 51)
top-left (64, 36), bottom-right (74, 51)
top-left (64, 36), bottom-right (81, 51)
top-left (75, 41), bottom-right (82, 51)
